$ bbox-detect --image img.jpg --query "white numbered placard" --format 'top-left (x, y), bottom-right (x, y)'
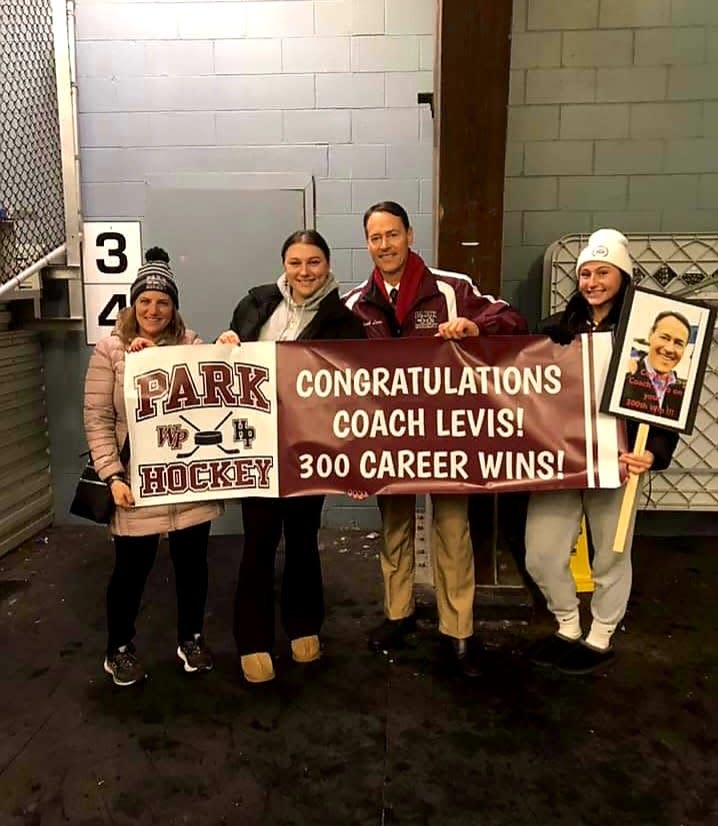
top-left (82, 221), bottom-right (142, 284)
top-left (84, 284), bottom-right (131, 345)
top-left (82, 221), bottom-right (142, 345)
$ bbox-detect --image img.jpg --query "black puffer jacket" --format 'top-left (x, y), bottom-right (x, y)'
top-left (230, 284), bottom-right (365, 342)
top-left (541, 292), bottom-right (679, 471)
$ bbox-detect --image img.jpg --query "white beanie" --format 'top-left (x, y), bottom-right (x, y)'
top-left (575, 228), bottom-right (632, 277)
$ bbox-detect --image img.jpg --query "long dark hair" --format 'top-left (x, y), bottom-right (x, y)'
top-left (563, 269), bottom-right (633, 333)
top-left (281, 229), bottom-right (331, 263)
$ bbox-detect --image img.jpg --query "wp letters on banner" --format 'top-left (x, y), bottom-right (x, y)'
top-left (124, 334), bottom-right (625, 506)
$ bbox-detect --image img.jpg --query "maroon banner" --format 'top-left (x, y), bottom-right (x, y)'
top-left (277, 335), bottom-right (626, 496)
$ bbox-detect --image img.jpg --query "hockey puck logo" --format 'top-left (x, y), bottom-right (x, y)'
top-left (177, 412), bottom-right (240, 459)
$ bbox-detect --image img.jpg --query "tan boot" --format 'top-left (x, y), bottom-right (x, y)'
top-left (291, 635), bottom-right (321, 663)
top-left (240, 652), bottom-right (275, 683)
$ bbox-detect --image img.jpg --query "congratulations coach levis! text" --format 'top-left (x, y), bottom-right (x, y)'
top-left (123, 335), bottom-right (624, 506)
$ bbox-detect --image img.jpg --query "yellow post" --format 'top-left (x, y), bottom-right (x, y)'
top-left (570, 517), bottom-right (594, 593)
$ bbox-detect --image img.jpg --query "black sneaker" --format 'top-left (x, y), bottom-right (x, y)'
top-left (103, 644), bottom-right (147, 686)
top-left (556, 641), bottom-right (616, 675)
top-left (368, 615), bottom-right (417, 652)
top-left (528, 633), bottom-right (581, 668)
top-left (177, 634), bottom-right (214, 673)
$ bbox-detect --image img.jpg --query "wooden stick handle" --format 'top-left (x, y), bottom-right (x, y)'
top-left (612, 423), bottom-right (649, 553)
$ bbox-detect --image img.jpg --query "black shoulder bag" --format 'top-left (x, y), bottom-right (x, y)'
top-left (70, 437), bottom-right (130, 524)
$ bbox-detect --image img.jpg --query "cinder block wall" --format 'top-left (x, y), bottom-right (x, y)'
top-left (75, 0), bottom-right (436, 289)
top-left (63, 0), bottom-right (716, 529)
top-left (504, 0), bottom-right (718, 323)
top-left (72, 0), bottom-right (436, 530)
top-left (75, 0), bottom-right (718, 318)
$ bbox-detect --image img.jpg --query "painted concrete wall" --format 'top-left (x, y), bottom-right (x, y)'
top-left (74, 0), bottom-right (437, 289)
top-left (49, 0), bottom-right (717, 527)
top-left (63, 0), bottom-right (437, 529)
top-left (72, 0), bottom-right (718, 319)
top-left (504, 0), bottom-right (718, 321)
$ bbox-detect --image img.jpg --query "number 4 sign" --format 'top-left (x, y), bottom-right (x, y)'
top-left (82, 221), bottom-right (142, 345)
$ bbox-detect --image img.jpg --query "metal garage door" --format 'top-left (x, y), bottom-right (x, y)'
top-left (0, 329), bottom-right (53, 557)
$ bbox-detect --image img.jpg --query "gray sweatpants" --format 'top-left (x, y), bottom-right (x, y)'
top-left (525, 485), bottom-right (638, 643)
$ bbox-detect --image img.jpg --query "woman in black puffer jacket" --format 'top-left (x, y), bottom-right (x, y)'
top-left (217, 229), bottom-right (365, 684)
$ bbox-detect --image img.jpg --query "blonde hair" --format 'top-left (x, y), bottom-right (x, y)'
top-left (115, 304), bottom-right (186, 346)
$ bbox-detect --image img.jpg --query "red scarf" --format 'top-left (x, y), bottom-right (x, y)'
top-left (372, 250), bottom-right (427, 325)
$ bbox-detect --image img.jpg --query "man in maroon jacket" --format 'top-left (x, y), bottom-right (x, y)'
top-left (344, 201), bottom-right (527, 677)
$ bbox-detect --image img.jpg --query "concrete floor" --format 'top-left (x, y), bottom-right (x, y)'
top-left (1, 523), bottom-right (716, 826)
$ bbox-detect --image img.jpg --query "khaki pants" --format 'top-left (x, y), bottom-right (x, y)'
top-left (377, 493), bottom-right (475, 639)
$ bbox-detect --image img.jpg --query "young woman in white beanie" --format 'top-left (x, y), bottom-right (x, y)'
top-left (524, 229), bottom-right (679, 674)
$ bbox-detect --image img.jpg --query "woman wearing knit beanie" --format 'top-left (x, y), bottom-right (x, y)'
top-left (217, 229), bottom-right (365, 684)
top-left (117, 246), bottom-right (181, 349)
top-left (524, 229), bottom-right (679, 675)
top-left (83, 247), bottom-right (223, 686)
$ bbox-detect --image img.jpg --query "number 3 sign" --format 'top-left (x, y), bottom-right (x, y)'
top-left (82, 221), bottom-right (142, 345)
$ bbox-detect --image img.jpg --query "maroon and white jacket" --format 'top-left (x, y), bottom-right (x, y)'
top-left (343, 255), bottom-right (527, 338)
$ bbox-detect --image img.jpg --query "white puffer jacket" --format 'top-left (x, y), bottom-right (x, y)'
top-left (83, 332), bottom-right (224, 536)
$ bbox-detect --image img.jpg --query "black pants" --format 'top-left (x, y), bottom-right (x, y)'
top-left (233, 496), bottom-right (325, 655)
top-left (106, 521), bottom-right (211, 655)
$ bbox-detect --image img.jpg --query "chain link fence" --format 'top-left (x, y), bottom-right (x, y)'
top-left (0, 0), bottom-right (65, 284)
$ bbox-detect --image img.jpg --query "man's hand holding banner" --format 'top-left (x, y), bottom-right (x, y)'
top-left (124, 334), bottom-right (626, 506)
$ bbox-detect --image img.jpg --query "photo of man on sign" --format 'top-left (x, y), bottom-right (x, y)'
top-left (619, 310), bottom-right (691, 422)
top-left (601, 285), bottom-right (716, 435)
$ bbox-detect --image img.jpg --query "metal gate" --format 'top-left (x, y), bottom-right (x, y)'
top-left (0, 330), bottom-right (53, 557)
top-left (0, 0), bottom-right (65, 555)
top-left (545, 233), bottom-right (718, 511)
